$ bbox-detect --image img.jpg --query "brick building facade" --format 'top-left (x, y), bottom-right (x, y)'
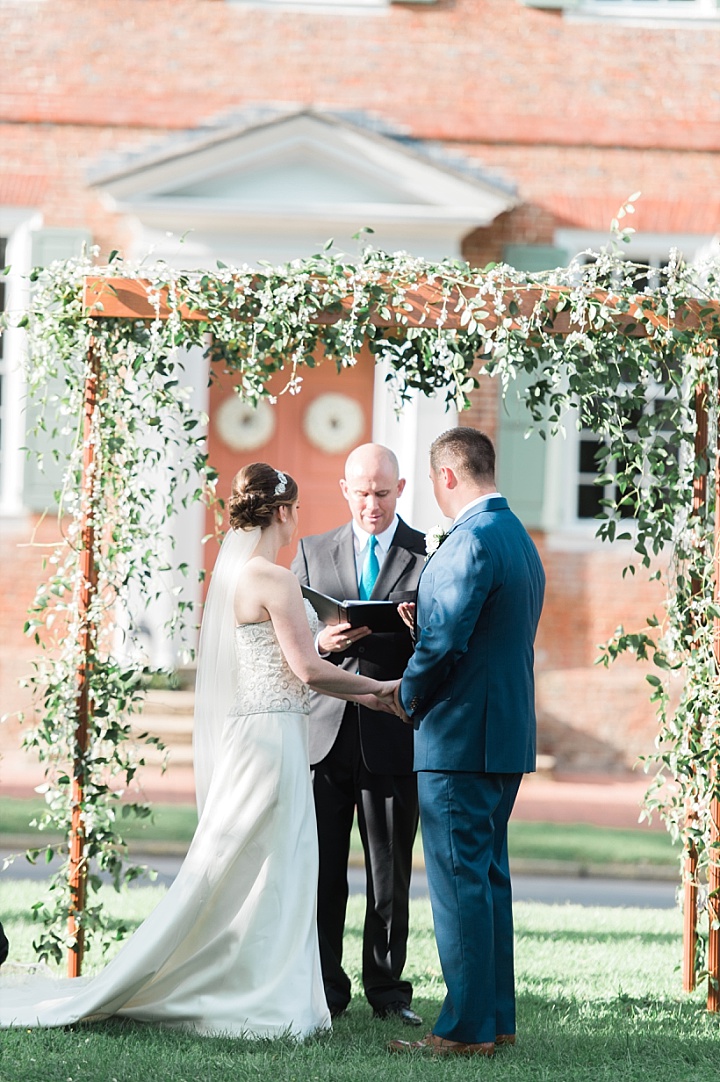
top-left (1, 0), bottom-right (719, 771)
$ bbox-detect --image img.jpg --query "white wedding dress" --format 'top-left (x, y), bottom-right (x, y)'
top-left (0, 601), bottom-right (331, 1039)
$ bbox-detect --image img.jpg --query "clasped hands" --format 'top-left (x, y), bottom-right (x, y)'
top-left (355, 681), bottom-right (411, 723)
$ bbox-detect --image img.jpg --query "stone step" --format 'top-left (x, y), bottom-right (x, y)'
top-left (130, 689), bottom-right (196, 754)
top-left (136, 741), bottom-right (195, 766)
top-left (131, 714), bottom-right (194, 743)
top-left (139, 689), bottom-right (196, 716)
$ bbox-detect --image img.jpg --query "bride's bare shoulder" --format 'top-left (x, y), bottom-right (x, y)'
top-left (239, 557), bottom-right (297, 589)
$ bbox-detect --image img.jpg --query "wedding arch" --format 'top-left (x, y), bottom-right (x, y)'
top-left (11, 235), bottom-right (720, 1008)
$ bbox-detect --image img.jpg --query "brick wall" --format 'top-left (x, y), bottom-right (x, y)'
top-left (1, 1), bottom-right (718, 149)
top-left (0, 516), bottom-right (66, 771)
top-left (1, 0), bottom-right (715, 776)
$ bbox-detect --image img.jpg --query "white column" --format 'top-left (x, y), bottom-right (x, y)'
top-left (372, 360), bottom-right (456, 534)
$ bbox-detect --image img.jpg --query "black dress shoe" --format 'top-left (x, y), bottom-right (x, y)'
top-left (329, 1004), bottom-right (347, 1019)
top-left (373, 1002), bottom-right (423, 1026)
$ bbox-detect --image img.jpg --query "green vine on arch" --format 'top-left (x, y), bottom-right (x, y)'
top-left (4, 232), bottom-right (720, 968)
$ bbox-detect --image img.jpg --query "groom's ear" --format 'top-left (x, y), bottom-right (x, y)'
top-left (440, 465), bottom-right (458, 491)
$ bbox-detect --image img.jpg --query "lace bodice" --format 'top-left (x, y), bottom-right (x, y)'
top-left (228, 598), bottom-right (319, 717)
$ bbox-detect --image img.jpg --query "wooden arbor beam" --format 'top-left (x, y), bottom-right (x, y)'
top-left (82, 275), bottom-right (720, 336)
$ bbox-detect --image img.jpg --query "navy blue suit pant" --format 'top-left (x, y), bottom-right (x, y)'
top-left (418, 770), bottom-right (522, 1044)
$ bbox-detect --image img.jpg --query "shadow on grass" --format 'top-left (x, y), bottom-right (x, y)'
top-left (517, 927), bottom-right (680, 947)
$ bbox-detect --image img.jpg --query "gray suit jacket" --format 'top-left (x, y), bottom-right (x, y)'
top-left (292, 517), bottom-right (426, 774)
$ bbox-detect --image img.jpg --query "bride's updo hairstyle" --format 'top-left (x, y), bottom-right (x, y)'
top-left (228, 462), bottom-right (299, 531)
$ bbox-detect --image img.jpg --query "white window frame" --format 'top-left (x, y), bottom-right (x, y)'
top-left (542, 229), bottom-right (711, 547)
top-left (574, 0), bottom-right (718, 24)
top-left (227, 0), bottom-right (436, 9)
top-left (0, 209), bottom-right (41, 518)
top-left (227, 0), bottom-right (386, 10)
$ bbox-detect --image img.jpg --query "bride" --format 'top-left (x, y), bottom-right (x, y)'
top-left (0, 462), bottom-right (400, 1038)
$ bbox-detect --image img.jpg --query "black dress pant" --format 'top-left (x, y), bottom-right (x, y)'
top-left (312, 704), bottom-right (419, 1012)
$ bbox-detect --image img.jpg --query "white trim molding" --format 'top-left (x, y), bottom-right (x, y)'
top-left (92, 110), bottom-right (516, 266)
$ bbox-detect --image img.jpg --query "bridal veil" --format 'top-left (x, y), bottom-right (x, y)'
top-left (192, 525), bottom-right (261, 815)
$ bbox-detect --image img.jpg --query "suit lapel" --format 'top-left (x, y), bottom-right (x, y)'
top-left (329, 522), bottom-right (360, 601)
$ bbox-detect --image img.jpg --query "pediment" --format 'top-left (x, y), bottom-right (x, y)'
top-left (93, 111), bottom-right (516, 226)
top-left (172, 155), bottom-right (408, 206)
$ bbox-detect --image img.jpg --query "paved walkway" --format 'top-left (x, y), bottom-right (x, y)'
top-left (0, 740), bottom-right (658, 831)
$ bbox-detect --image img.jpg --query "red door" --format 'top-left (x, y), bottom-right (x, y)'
top-left (206, 346), bottom-right (376, 571)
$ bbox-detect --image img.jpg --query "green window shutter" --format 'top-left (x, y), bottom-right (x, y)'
top-left (496, 244), bottom-right (568, 529)
top-left (23, 228), bottom-right (92, 513)
top-left (503, 244), bottom-right (569, 274)
top-left (520, 1), bottom-right (578, 9)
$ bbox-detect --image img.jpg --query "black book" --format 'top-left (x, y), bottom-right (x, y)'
top-left (301, 585), bottom-right (405, 634)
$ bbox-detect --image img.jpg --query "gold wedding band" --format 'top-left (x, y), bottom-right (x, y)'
top-left (344, 637), bottom-right (351, 648)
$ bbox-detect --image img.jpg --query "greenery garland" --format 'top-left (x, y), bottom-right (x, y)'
top-left (5, 223), bottom-right (720, 969)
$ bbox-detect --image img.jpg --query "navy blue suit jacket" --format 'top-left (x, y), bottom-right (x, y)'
top-left (400, 496), bottom-right (545, 774)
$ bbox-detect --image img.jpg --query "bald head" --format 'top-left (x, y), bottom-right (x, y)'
top-left (345, 443), bottom-right (399, 483)
top-left (341, 444), bottom-right (405, 535)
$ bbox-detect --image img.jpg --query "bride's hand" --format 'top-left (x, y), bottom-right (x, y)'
top-left (355, 692), bottom-right (396, 715)
top-left (370, 679), bottom-right (403, 716)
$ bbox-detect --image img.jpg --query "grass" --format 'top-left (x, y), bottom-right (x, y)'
top-left (506, 820), bottom-right (676, 868)
top-left (0, 880), bottom-right (717, 1081)
top-left (0, 796), bottom-right (678, 870)
top-left (0, 797), bottom-right (198, 848)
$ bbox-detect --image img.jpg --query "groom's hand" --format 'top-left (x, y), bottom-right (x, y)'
top-left (393, 684), bottom-right (412, 725)
top-left (318, 621), bottom-right (372, 654)
top-left (397, 601), bottom-right (416, 631)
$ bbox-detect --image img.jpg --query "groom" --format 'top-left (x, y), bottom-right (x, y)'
top-left (390, 427), bottom-right (545, 1058)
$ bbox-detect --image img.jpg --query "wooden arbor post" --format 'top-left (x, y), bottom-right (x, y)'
top-left (709, 373), bottom-right (720, 1011)
top-left (684, 363), bottom-right (720, 1009)
top-left (683, 381), bottom-right (709, 993)
top-left (67, 340), bottom-right (100, 977)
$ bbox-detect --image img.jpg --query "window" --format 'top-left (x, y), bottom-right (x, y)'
top-left (575, 388), bottom-right (678, 521)
top-left (541, 231), bottom-right (712, 533)
top-left (573, 251), bottom-right (679, 522)
top-left (581, 0), bottom-right (718, 18)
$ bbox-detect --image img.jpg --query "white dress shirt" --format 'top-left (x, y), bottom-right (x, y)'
top-left (453, 492), bottom-right (502, 524)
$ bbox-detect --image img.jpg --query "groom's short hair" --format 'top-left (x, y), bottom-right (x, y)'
top-left (431, 427), bottom-right (496, 483)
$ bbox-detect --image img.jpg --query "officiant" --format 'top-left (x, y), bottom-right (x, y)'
top-left (292, 443), bottom-right (425, 1025)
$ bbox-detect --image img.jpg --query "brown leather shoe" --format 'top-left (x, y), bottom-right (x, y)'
top-left (495, 1033), bottom-right (516, 1046)
top-left (388, 1032), bottom-right (495, 1057)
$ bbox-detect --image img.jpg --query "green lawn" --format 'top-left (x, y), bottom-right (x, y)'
top-left (507, 819), bottom-right (676, 868)
top-left (0, 796), bottom-right (678, 870)
top-left (0, 881), bottom-right (716, 1082)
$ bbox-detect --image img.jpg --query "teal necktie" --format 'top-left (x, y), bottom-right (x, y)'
top-left (359, 535), bottom-right (379, 600)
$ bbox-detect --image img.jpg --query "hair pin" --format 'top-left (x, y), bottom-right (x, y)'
top-left (274, 470), bottom-right (288, 496)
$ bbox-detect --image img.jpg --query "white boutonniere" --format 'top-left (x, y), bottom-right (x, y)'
top-left (425, 524), bottom-right (449, 560)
